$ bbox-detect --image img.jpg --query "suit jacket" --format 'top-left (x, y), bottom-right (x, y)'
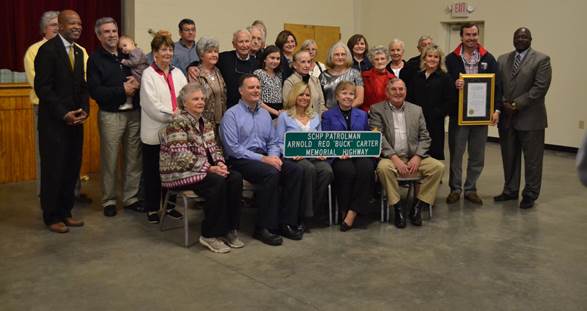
top-left (368, 101), bottom-right (430, 159)
top-left (497, 48), bottom-right (552, 131)
top-left (321, 106), bottom-right (369, 132)
top-left (34, 35), bottom-right (89, 133)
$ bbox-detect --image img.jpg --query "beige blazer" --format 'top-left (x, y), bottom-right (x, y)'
top-left (368, 100), bottom-right (431, 159)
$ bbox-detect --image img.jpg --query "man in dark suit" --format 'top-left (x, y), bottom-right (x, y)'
top-left (35, 10), bottom-right (89, 233)
top-left (495, 27), bottom-right (552, 209)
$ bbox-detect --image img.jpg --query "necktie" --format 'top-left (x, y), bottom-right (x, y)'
top-left (512, 54), bottom-right (521, 76)
top-left (68, 45), bottom-right (75, 70)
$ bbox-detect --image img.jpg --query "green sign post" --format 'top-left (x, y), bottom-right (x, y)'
top-left (284, 131), bottom-right (382, 158)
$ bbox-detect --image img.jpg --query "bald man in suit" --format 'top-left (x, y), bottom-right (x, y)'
top-left (495, 27), bottom-right (552, 209)
top-left (35, 10), bottom-right (89, 232)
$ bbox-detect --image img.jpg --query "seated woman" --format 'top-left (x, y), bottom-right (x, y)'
top-left (191, 37), bottom-right (227, 130)
top-left (160, 83), bottom-right (244, 253)
top-left (406, 45), bottom-right (452, 160)
top-left (361, 45), bottom-right (396, 112)
top-left (347, 34), bottom-right (372, 72)
top-left (276, 82), bottom-right (334, 229)
top-left (283, 50), bottom-right (326, 115)
top-left (320, 41), bottom-right (364, 109)
top-left (300, 39), bottom-right (326, 79)
top-left (321, 81), bottom-right (375, 231)
top-left (253, 45), bottom-right (283, 119)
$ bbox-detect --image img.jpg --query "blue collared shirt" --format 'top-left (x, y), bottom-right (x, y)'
top-left (220, 100), bottom-right (280, 161)
top-left (172, 40), bottom-right (199, 75)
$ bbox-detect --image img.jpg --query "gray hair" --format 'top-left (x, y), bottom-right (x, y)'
top-left (40, 11), bottom-right (59, 35)
top-left (417, 35), bottom-right (433, 46)
top-left (232, 29), bottom-right (251, 42)
top-left (196, 36), bottom-right (220, 57)
top-left (388, 38), bottom-right (405, 51)
top-left (325, 41), bottom-right (352, 69)
top-left (367, 45), bottom-right (390, 63)
top-left (300, 39), bottom-right (317, 51)
top-left (177, 83), bottom-right (207, 110)
top-left (247, 25), bottom-right (266, 41)
top-left (94, 17), bottom-right (118, 36)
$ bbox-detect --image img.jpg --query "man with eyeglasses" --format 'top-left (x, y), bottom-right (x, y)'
top-left (172, 18), bottom-right (199, 76)
top-left (216, 29), bottom-right (258, 108)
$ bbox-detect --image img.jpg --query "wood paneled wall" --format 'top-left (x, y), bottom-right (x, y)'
top-left (0, 83), bottom-right (100, 184)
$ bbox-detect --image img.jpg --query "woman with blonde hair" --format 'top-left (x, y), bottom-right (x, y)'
top-left (319, 41), bottom-right (364, 109)
top-left (405, 45), bottom-right (453, 160)
top-left (300, 39), bottom-right (326, 78)
top-left (276, 82), bottom-right (333, 230)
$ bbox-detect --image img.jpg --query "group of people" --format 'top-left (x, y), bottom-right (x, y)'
top-left (26, 10), bottom-right (552, 254)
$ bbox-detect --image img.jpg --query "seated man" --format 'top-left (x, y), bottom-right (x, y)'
top-left (220, 74), bottom-right (304, 246)
top-left (369, 78), bottom-right (444, 228)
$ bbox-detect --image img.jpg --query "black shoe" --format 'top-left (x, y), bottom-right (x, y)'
top-left (124, 201), bottom-right (144, 213)
top-left (340, 221), bottom-right (352, 232)
top-left (393, 203), bottom-right (406, 229)
top-left (410, 201), bottom-right (425, 226)
top-left (75, 193), bottom-right (93, 205)
top-left (166, 208), bottom-right (183, 220)
top-left (519, 196), bottom-right (535, 209)
top-left (279, 224), bottom-right (303, 240)
top-left (253, 228), bottom-right (283, 246)
top-left (298, 223), bottom-right (309, 234)
top-left (494, 193), bottom-right (518, 202)
top-left (147, 212), bottom-right (160, 224)
top-left (103, 205), bottom-right (117, 217)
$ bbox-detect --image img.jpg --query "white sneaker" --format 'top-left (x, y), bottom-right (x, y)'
top-left (221, 230), bottom-right (245, 248)
top-left (199, 236), bottom-right (230, 253)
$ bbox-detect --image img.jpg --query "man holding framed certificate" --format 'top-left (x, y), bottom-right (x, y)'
top-left (445, 23), bottom-right (502, 205)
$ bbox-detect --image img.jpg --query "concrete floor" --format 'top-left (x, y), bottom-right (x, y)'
top-left (1, 142), bottom-right (586, 311)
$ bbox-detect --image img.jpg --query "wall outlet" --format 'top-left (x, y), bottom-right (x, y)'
top-left (580, 120), bottom-right (585, 129)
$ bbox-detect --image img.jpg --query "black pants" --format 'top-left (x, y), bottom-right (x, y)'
top-left (39, 123), bottom-right (83, 225)
top-left (173, 171), bottom-right (242, 238)
top-left (228, 158), bottom-right (303, 229)
top-left (331, 158), bottom-right (375, 215)
top-left (142, 143), bottom-right (163, 213)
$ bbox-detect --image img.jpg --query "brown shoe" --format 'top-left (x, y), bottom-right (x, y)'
top-left (446, 192), bottom-right (461, 204)
top-left (64, 217), bottom-right (85, 227)
top-left (48, 222), bottom-right (69, 233)
top-left (464, 192), bottom-right (483, 205)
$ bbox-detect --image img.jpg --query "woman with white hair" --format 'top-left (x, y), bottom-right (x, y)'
top-left (319, 41), bottom-right (364, 109)
top-left (386, 38), bottom-right (406, 77)
top-left (360, 45), bottom-right (396, 112)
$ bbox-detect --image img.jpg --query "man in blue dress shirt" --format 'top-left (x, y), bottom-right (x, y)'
top-left (220, 74), bottom-right (304, 246)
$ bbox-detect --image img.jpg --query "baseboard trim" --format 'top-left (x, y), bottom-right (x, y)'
top-left (487, 137), bottom-right (578, 153)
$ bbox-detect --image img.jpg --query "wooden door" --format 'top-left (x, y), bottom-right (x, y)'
top-left (284, 23), bottom-right (341, 63)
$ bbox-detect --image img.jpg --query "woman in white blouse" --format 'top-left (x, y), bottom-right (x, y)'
top-left (140, 30), bottom-right (188, 224)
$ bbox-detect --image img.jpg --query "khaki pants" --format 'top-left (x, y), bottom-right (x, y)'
top-left (99, 110), bottom-right (142, 207)
top-left (376, 157), bottom-right (444, 206)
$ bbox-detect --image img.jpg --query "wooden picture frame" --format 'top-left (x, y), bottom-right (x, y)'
top-left (458, 73), bottom-right (495, 125)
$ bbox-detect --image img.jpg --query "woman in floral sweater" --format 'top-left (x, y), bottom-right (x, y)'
top-left (159, 83), bottom-right (243, 254)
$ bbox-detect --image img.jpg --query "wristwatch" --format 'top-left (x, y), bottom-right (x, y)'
top-left (511, 102), bottom-right (518, 110)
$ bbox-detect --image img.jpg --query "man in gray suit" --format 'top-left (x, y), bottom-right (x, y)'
top-left (369, 78), bottom-right (445, 228)
top-left (495, 27), bottom-right (552, 209)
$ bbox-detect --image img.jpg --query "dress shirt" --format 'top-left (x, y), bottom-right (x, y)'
top-left (220, 100), bottom-right (280, 161)
top-left (172, 40), bottom-right (199, 75)
top-left (461, 46), bottom-right (480, 74)
top-left (389, 102), bottom-right (408, 157)
top-left (515, 48), bottom-right (529, 62)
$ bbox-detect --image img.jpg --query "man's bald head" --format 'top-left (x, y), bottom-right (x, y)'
top-left (513, 27), bottom-right (532, 52)
top-left (58, 10), bottom-right (82, 42)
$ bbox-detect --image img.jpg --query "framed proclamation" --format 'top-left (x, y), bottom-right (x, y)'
top-left (458, 73), bottom-right (495, 125)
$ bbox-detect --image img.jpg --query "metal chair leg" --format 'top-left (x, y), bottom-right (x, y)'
top-left (183, 195), bottom-right (190, 247)
top-left (160, 191), bottom-right (171, 231)
top-left (328, 185), bottom-right (333, 226)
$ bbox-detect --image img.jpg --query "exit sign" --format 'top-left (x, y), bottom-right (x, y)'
top-left (452, 2), bottom-right (470, 18)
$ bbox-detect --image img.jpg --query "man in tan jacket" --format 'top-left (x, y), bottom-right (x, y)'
top-left (369, 78), bottom-right (444, 228)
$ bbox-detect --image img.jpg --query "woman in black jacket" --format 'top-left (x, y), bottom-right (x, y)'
top-left (406, 45), bottom-right (453, 160)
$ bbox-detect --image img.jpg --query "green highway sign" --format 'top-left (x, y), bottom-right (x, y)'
top-left (284, 131), bottom-right (382, 158)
